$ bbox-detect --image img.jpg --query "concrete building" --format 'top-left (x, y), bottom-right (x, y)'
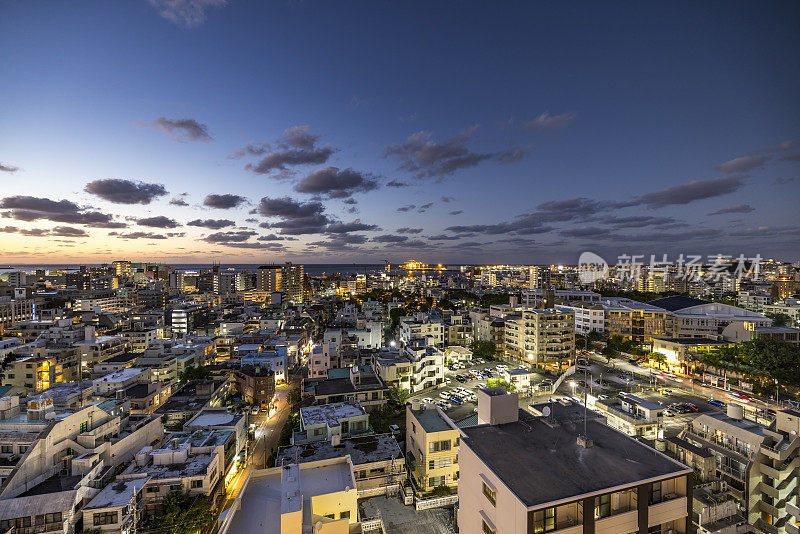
top-left (602, 298), bottom-right (673, 342)
top-left (92, 367), bottom-right (150, 396)
top-left (458, 390), bottom-right (693, 534)
top-left (681, 405), bottom-right (800, 534)
top-left (277, 433), bottom-right (405, 496)
top-left (0, 298), bottom-right (34, 334)
top-left (648, 296), bottom-right (772, 340)
top-left (404, 342), bottom-right (446, 393)
top-left (292, 402), bottom-right (372, 445)
top-left (406, 401), bottom-right (460, 494)
top-left (75, 332), bottom-right (126, 375)
top-left (219, 457), bottom-right (360, 534)
top-left (504, 308), bottom-right (575, 368)
top-left (594, 392), bottom-right (665, 440)
top-left (651, 337), bottom-right (736, 375)
top-left (558, 301), bottom-right (606, 336)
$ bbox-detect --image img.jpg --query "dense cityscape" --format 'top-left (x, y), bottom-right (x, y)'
top-left (0, 260), bottom-right (798, 534)
top-left (2, 1), bottom-right (800, 534)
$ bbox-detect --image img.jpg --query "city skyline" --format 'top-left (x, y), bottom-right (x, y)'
top-left (2, 1), bottom-right (799, 264)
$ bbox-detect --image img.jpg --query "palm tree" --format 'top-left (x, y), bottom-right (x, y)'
top-left (649, 352), bottom-right (667, 371)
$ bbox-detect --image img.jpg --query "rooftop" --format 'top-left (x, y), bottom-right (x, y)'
top-left (460, 409), bottom-right (690, 508)
top-left (85, 478), bottom-right (148, 510)
top-left (93, 367), bottom-right (147, 383)
top-left (186, 409), bottom-right (243, 428)
top-left (653, 337), bottom-right (732, 346)
top-left (301, 402), bottom-right (366, 427)
top-left (409, 406), bottom-right (456, 433)
top-left (277, 433), bottom-right (402, 465)
top-left (647, 295), bottom-right (709, 312)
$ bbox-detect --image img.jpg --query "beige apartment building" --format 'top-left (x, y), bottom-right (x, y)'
top-left (458, 388), bottom-right (693, 534)
top-left (406, 400), bottom-right (460, 494)
top-left (504, 308), bottom-right (575, 369)
top-left (220, 457), bottom-right (360, 534)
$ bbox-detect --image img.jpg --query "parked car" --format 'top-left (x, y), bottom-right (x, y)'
top-left (439, 391), bottom-right (451, 399)
top-left (449, 396), bottom-right (464, 405)
top-left (708, 399), bottom-right (726, 407)
top-left (422, 397), bottom-right (434, 404)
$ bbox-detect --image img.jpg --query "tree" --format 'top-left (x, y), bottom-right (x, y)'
top-left (648, 352), bottom-right (667, 371)
top-left (470, 339), bottom-right (497, 361)
top-left (487, 378), bottom-right (514, 392)
top-left (431, 485), bottom-right (452, 496)
top-left (141, 491), bottom-right (214, 534)
top-left (386, 384), bottom-right (409, 409)
top-left (767, 313), bottom-right (793, 328)
top-left (601, 346), bottom-right (618, 366)
top-left (179, 365), bottom-right (210, 383)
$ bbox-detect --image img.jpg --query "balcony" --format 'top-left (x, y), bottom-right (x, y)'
top-left (756, 499), bottom-right (781, 518)
top-left (718, 463), bottom-right (746, 482)
top-left (753, 518), bottom-right (779, 534)
top-left (786, 521), bottom-right (799, 534)
top-left (758, 480), bottom-right (780, 500)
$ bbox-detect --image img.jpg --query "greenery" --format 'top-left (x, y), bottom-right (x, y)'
top-left (178, 365), bottom-right (211, 383)
top-left (372, 385), bottom-right (409, 434)
top-left (767, 313), bottom-right (793, 327)
top-left (693, 338), bottom-right (800, 389)
top-left (647, 352), bottom-right (667, 370)
top-left (487, 378), bottom-right (514, 392)
top-left (287, 385), bottom-right (302, 406)
top-left (469, 339), bottom-right (497, 361)
top-left (431, 485), bottom-right (453, 497)
top-left (140, 491), bottom-right (214, 534)
top-left (600, 346), bottom-right (618, 366)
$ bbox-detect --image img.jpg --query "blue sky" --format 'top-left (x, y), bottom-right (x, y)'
top-left (1, 0), bottom-right (798, 264)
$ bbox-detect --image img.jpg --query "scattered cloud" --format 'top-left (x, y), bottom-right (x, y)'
top-left (449, 210), bottom-right (463, 215)
top-left (244, 126), bottom-right (335, 175)
top-left (397, 227), bottom-right (423, 234)
top-left (148, 0), bottom-right (226, 28)
top-left (781, 153), bottom-right (800, 162)
top-left (84, 179), bottom-right (168, 204)
top-left (169, 198), bottom-right (189, 206)
top-left (708, 204), bottom-right (754, 216)
top-left (715, 155), bottom-right (768, 173)
top-left (0, 195), bottom-right (125, 227)
top-left (294, 167), bottom-right (378, 198)
top-left (559, 226), bottom-right (611, 238)
top-left (418, 202), bottom-right (434, 213)
top-left (135, 216), bottom-right (180, 228)
top-left (187, 218), bottom-right (235, 229)
top-left (203, 193), bottom-right (247, 209)
top-left (602, 216), bottom-right (678, 228)
top-left (0, 225), bottom-right (88, 237)
top-left (202, 230), bottom-right (258, 243)
top-left (386, 180), bottom-right (409, 188)
top-left (385, 127), bottom-right (527, 180)
top-left (149, 117), bottom-right (212, 142)
top-left (520, 111), bottom-right (577, 131)
top-left (774, 177), bottom-right (796, 185)
top-left (441, 196), bottom-right (455, 203)
top-left (0, 163), bottom-right (19, 173)
top-left (254, 196), bottom-right (331, 235)
top-left (51, 226), bottom-right (89, 237)
top-left (111, 231), bottom-right (167, 240)
top-left (324, 220), bottom-right (380, 234)
top-left (396, 205), bottom-right (415, 212)
top-left (372, 234), bottom-right (408, 243)
top-left (638, 175), bottom-right (746, 208)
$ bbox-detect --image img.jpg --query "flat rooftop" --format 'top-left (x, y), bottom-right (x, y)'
top-left (460, 409), bottom-right (690, 508)
top-left (94, 367), bottom-right (147, 383)
top-left (301, 402), bottom-right (366, 426)
top-left (85, 477), bottom-right (148, 510)
top-left (409, 406), bottom-right (454, 433)
top-left (277, 433), bottom-right (402, 466)
top-left (653, 337), bottom-right (731, 345)
top-left (186, 410), bottom-right (242, 428)
top-left (224, 459), bottom-right (355, 534)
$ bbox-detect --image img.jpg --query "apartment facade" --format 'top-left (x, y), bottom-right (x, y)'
top-left (458, 391), bottom-right (693, 534)
top-left (406, 402), bottom-right (460, 494)
top-left (504, 308), bottom-right (575, 368)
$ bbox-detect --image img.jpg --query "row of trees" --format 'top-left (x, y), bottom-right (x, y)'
top-left (690, 338), bottom-right (800, 389)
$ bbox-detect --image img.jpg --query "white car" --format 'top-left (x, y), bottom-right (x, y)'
top-left (422, 397), bottom-right (434, 404)
top-left (439, 391), bottom-right (451, 399)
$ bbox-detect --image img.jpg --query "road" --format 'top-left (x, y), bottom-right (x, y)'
top-left (406, 352), bottom-right (784, 438)
top-left (221, 384), bottom-right (292, 511)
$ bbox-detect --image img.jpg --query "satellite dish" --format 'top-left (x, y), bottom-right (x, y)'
top-left (542, 406), bottom-right (551, 417)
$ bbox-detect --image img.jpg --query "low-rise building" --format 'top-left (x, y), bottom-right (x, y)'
top-left (92, 367), bottom-right (150, 396)
top-left (458, 390), bottom-right (693, 534)
top-left (594, 392), bottom-right (664, 440)
top-left (277, 433), bottom-right (405, 496)
top-left (406, 400), bottom-right (460, 494)
top-left (219, 457), bottom-right (360, 534)
top-left (292, 402), bottom-right (372, 445)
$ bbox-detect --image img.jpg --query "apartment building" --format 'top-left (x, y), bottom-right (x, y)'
top-left (281, 262), bottom-right (305, 302)
top-left (763, 299), bottom-right (800, 326)
top-left (738, 290), bottom-right (773, 313)
top-left (277, 433), bottom-right (406, 495)
top-left (504, 308), bottom-right (575, 368)
top-left (304, 365), bottom-right (388, 411)
top-left (372, 350), bottom-right (413, 392)
top-left (680, 405), bottom-right (800, 534)
top-left (399, 316), bottom-right (445, 347)
top-left (92, 367), bottom-right (150, 395)
top-left (75, 333), bottom-right (126, 375)
top-left (446, 314), bottom-right (473, 346)
top-left (458, 390), bottom-right (693, 534)
top-left (406, 400), bottom-right (460, 494)
top-left (292, 402), bottom-right (372, 445)
top-left (74, 292), bottom-right (132, 313)
top-left (404, 342), bottom-right (446, 392)
top-left (557, 301), bottom-right (606, 336)
top-left (1, 348), bottom-right (80, 396)
top-left (602, 298), bottom-right (673, 342)
top-left (594, 392), bottom-right (665, 440)
top-left (219, 457), bottom-right (360, 534)
top-left (648, 296), bottom-right (772, 340)
top-left (256, 265), bottom-right (282, 292)
top-left (233, 365), bottom-right (277, 408)
top-left (0, 298), bottom-right (34, 334)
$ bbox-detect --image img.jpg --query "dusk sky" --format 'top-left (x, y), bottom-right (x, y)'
top-left (1, 1), bottom-right (799, 265)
